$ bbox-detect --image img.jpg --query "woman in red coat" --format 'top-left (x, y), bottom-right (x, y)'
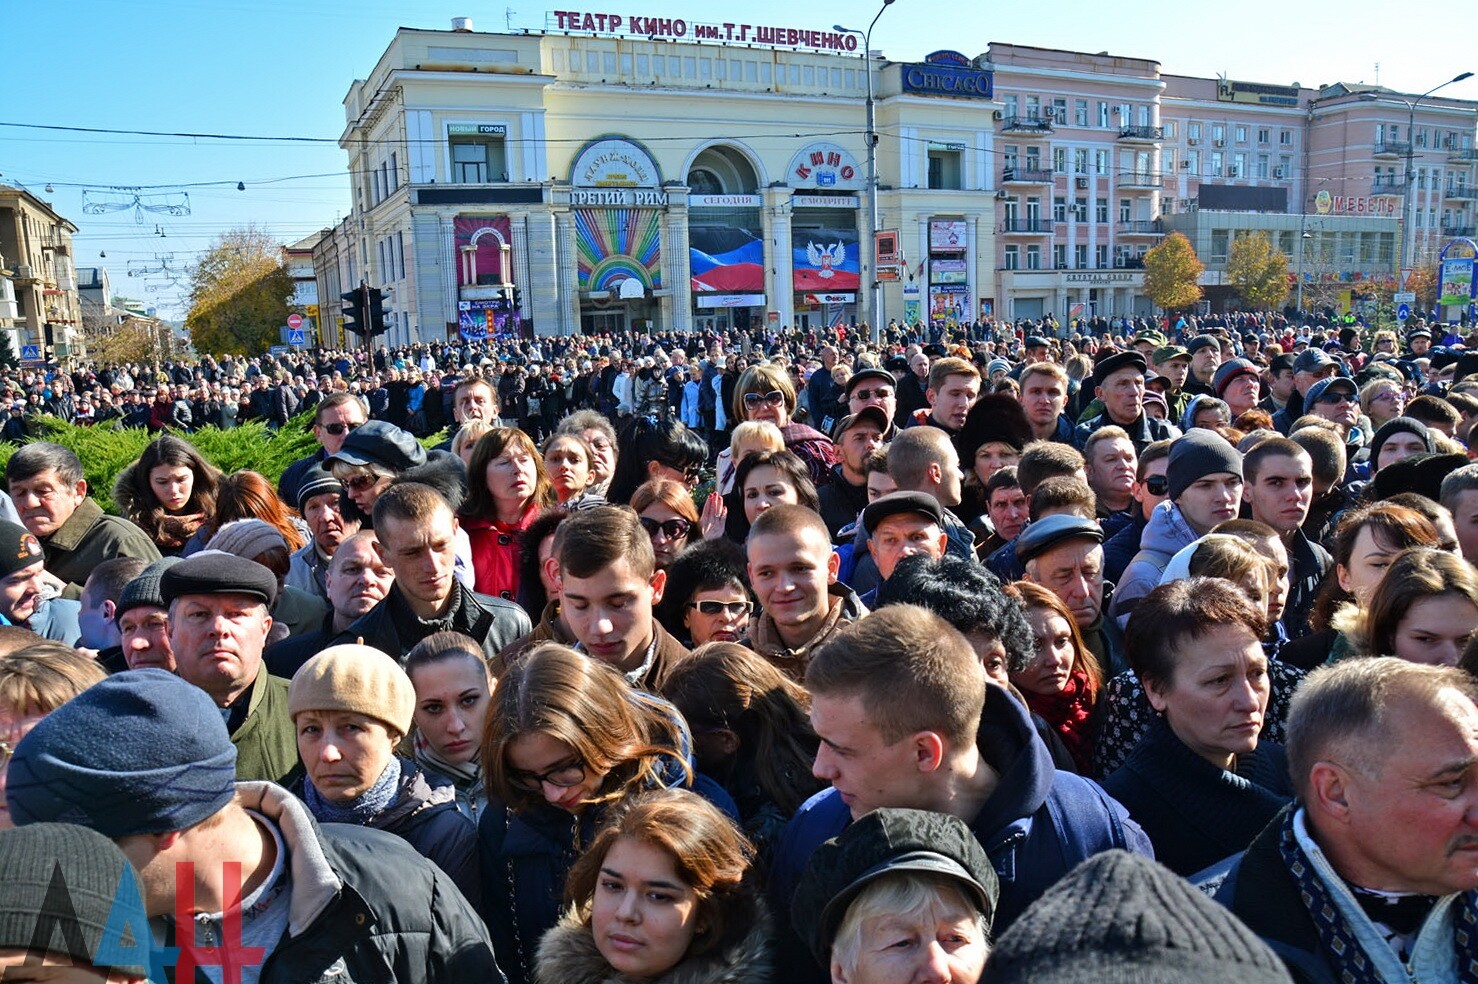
top-left (460, 427), bottom-right (554, 601)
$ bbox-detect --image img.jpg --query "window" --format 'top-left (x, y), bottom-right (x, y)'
top-left (1280, 129), bottom-right (1292, 145)
top-left (1235, 125), bottom-right (1247, 143)
top-left (1002, 198), bottom-right (1019, 222)
top-left (1138, 105), bottom-right (1150, 127)
top-left (1257, 154), bottom-right (1270, 179)
top-left (1053, 244), bottom-right (1067, 268)
top-left (388, 152), bottom-right (398, 192)
top-left (586, 51), bottom-right (599, 72)
top-left (1003, 144), bottom-right (1020, 169)
top-left (1210, 230), bottom-right (1229, 262)
top-left (1003, 94), bottom-right (1019, 118)
top-left (830, 68), bottom-right (843, 89)
top-left (1026, 95), bottom-right (1041, 120)
top-left (1119, 198), bottom-right (1131, 222)
top-left (1053, 197), bottom-right (1067, 222)
top-left (1118, 103), bottom-right (1131, 124)
top-left (1416, 128), bottom-right (1428, 148)
top-left (1188, 122), bottom-right (1202, 141)
top-left (749, 62), bottom-right (761, 83)
top-left (1233, 153), bottom-right (1246, 178)
top-left (396, 231), bottom-right (406, 280)
top-left (1098, 102), bottom-right (1110, 128)
top-left (636, 54), bottom-right (649, 74)
top-left (1071, 197), bottom-right (1087, 222)
top-left (1025, 196), bottom-right (1042, 221)
top-left (1164, 121), bottom-right (1177, 139)
top-left (1163, 149), bottom-right (1177, 173)
top-left (802, 64), bottom-right (813, 85)
top-left (1280, 155), bottom-right (1292, 176)
top-left (1094, 149), bottom-right (1108, 175)
top-left (685, 57), bottom-right (697, 78)
top-left (1210, 151), bottom-right (1224, 175)
top-left (927, 149), bottom-right (963, 190)
top-left (603, 51), bottom-right (617, 74)
top-left (758, 62), bottom-right (770, 83)
top-left (620, 53), bottom-right (633, 74)
top-left (672, 56), bottom-right (684, 76)
top-left (700, 58), bottom-right (712, 79)
top-left (715, 60), bottom-right (727, 80)
top-left (1003, 245), bottom-right (1020, 270)
top-left (1053, 147), bottom-right (1067, 171)
top-left (1052, 98), bottom-right (1067, 124)
top-left (1074, 149), bottom-right (1088, 174)
top-left (788, 63), bottom-right (799, 84)
top-left (1025, 146), bottom-right (1041, 170)
top-left (1075, 244), bottom-right (1088, 268)
top-left (449, 131), bottom-right (508, 183)
top-left (1096, 244), bottom-right (1109, 267)
top-left (1026, 245), bottom-right (1042, 269)
top-left (1258, 128), bottom-right (1270, 144)
top-left (1096, 199), bottom-right (1109, 223)
top-left (1212, 124), bottom-right (1225, 143)
top-left (1075, 99), bottom-right (1089, 126)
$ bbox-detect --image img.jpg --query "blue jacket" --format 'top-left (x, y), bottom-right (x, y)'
top-left (768, 683), bottom-right (1152, 982)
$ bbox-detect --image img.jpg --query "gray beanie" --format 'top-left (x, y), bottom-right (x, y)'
top-left (987, 850), bottom-right (1292, 983)
top-left (0, 823), bottom-right (149, 977)
top-left (1166, 429), bottom-right (1242, 501)
top-left (206, 518), bottom-right (289, 560)
top-left (115, 555), bottom-right (183, 621)
top-left (5, 669), bottom-right (238, 837)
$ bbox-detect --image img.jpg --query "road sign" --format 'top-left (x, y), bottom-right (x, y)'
top-left (269, 344), bottom-right (289, 356)
top-left (1393, 291), bottom-right (1416, 304)
top-left (19, 345), bottom-right (40, 362)
top-left (286, 313), bottom-right (304, 330)
top-left (287, 329), bottom-right (306, 346)
top-left (1397, 303), bottom-right (1412, 321)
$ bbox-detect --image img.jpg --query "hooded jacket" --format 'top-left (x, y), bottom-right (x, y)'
top-left (1110, 500), bottom-right (1200, 627)
top-left (218, 782), bottom-right (504, 983)
top-left (534, 904), bottom-right (773, 984)
top-left (767, 682), bottom-right (1152, 982)
top-left (478, 696), bottom-right (739, 984)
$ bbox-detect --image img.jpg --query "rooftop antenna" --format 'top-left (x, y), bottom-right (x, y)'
top-left (505, 6), bottom-right (516, 30)
top-left (1374, 62), bottom-right (1380, 85)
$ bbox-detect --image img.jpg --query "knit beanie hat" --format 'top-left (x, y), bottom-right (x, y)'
top-left (1370, 416), bottom-right (1434, 465)
top-left (986, 850), bottom-right (1292, 983)
top-left (5, 669), bottom-right (238, 836)
top-left (1166, 429), bottom-right (1242, 501)
top-left (115, 555), bottom-right (182, 621)
top-left (206, 518), bottom-right (289, 560)
top-left (0, 520), bottom-right (44, 577)
top-left (0, 823), bottom-right (150, 977)
top-left (288, 643), bottom-right (415, 737)
top-left (296, 462), bottom-right (345, 513)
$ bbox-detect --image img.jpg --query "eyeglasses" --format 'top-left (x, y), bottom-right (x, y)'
top-left (743, 390), bottom-right (785, 409)
top-left (342, 474), bottom-right (381, 492)
top-left (1316, 391), bottom-right (1356, 405)
top-left (640, 517), bottom-right (693, 540)
top-left (688, 600), bottom-right (753, 617)
top-left (321, 421), bottom-right (363, 436)
top-left (1145, 475), bottom-right (1169, 496)
top-left (851, 387), bottom-right (894, 401)
top-left (508, 758), bottom-right (587, 792)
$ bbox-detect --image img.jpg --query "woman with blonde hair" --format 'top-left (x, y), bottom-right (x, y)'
top-left (535, 788), bottom-right (770, 984)
top-left (0, 644), bottom-right (107, 830)
top-left (731, 363), bottom-right (836, 487)
top-left (479, 644), bottom-right (737, 984)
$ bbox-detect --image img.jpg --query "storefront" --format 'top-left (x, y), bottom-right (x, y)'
top-left (568, 137), bottom-right (670, 333)
top-left (787, 142), bottom-right (864, 330)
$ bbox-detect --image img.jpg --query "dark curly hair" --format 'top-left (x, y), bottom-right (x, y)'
top-left (655, 538), bottom-right (752, 640)
top-left (875, 553), bottom-right (1035, 673)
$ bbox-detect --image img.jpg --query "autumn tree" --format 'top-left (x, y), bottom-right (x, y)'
top-left (185, 227), bottom-right (293, 356)
top-left (1225, 231), bottom-right (1290, 311)
top-left (1143, 231), bottom-right (1205, 313)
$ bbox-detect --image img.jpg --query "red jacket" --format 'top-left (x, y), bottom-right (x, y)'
top-left (461, 504), bottom-right (538, 601)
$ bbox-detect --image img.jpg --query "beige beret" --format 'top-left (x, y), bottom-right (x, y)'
top-left (288, 643), bottom-right (414, 737)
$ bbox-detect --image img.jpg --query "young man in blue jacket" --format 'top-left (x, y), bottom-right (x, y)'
top-left (769, 603), bottom-right (1151, 982)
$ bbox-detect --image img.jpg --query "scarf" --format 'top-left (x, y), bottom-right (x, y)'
top-left (303, 755), bottom-right (402, 826)
top-left (414, 732), bottom-right (480, 785)
top-left (1278, 808), bottom-right (1478, 982)
top-left (1023, 670), bottom-right (1095, 774)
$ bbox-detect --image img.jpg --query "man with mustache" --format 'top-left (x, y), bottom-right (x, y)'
top-left (1214, 658), bottom-right (1478, 981)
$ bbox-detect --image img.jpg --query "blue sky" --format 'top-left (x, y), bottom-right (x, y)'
top-left (5, 0), bottom-right (1475, 318)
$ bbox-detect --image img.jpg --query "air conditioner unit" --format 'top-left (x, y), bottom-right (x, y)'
top-left (1214, 139), bottom-right (1225, 148)
top-left (1274, 166), bottom-right (1286, 178)
top-left (1075, 177), bottom-right (1088, 189)
top-left (1180, 160), bottom-right (1191, 169)
top-left (1188, 138), bottom-right (1200, 146)
top-left (992, 109), bottom-right (1004, 121)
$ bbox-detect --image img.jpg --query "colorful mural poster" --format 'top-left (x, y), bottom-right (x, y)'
top-left (929, 284), bottom-right (969, 328)
top-left (690, 226), bottom-right (765, 292)
top-left (574, 208), bottom-right (663, 291)
top-left (453, 215), bottom-right (511, 286)
top-left (1440, 257), bottom-right (1475, 307)
top-left (792, 228), bottom-right (861, 292)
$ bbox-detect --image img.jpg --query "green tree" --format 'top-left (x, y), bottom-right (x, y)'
top-left (1225, 231), bottom-right (1290, 311)
top-left (184, 227), bottom-right (293, 356)
top-left (1143, 231), bottom-right (1205, 313)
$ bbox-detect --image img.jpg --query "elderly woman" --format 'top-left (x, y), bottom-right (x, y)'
top-left (289, 642), bottom-right (481, 904)
top-left (1103, 578), bottom-right (1292, 876)
top-left (732, 363), bottom-right (837, 488)
top-left (793, 808), bottom-right (999, 984)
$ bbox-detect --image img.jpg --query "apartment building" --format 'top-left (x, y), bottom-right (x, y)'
top-left (0, 185), bottom-right (82, 357)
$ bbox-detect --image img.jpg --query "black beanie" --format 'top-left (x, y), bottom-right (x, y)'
top-left (1167, 429), bottom-right (1243, 501)
top-left (1370, 416), bottom-right (1434, 469)
top-left (987, 850), bottom-right (1293, 983)
top-left (0, 823), bottom-right (149, 977)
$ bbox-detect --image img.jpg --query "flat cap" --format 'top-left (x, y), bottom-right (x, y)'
top-left (1093, 351), bottom-right (1147, 389)
top-left (792, 808), bottom-right (999, 966)
top-left (862, 491), bottom-right (944, 535)
top-left (1016, 514), bottom-right (1104, 563)
top-left (160, 550), bottom-right (278, 608)
top-left (326, 420), bottom-right (426, 472)
top-left (1024, 335), bottom-right (1051, 349)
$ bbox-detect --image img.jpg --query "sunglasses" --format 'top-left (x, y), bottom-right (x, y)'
top-left (321, 421), bottom-right (363, 436)
top-left (851, 387), bottom-right (894, 401)
top-left (688, 600), bottom-right (753, 617)
top-left (1316, 391), bottom-right (1356, 404)
top-left (1145, 475), bottom-right (1169, 496)
top-left (640, 517), bottom-right (693, 540)
top-left (743, 390), bottom-right (785, 409)
top-left (342, 474), bottom-right (381, 492)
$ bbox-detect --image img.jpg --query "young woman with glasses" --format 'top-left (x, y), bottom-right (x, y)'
top-left (479, 643), bottom-right (738, 984)
top-left (630, 478), bottom-right (701, 571)
top-left (605, 414), bottom-right (709, 507)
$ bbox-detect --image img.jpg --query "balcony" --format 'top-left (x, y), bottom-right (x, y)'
top-left (1446, 186), bottom-right (1478, 202)
top-left (1000, 218), bottom-right (1053, 234)
top-left (1001, 114), bottom-right (1054, 134)
top-left (1371, 178), bottom-right (1406, 196)
top-left (1450, 147), bottom-right (1478, 163)
top-left (1374, 141), bottom-right (1412, 158)
top-left (1117, 125), bottom-right (1164, 142)
top-left (1442, 224), bottom-right (1477, 238)
top-left (1117, 220), bottom-right (1165, 235)
top-left (1117, 170), bottom-right (1163, 189)
top-left (1001, 166), bottom-right (1054, 185)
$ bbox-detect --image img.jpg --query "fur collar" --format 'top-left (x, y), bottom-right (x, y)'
top-left (533, 904), bottom-right (773, 984)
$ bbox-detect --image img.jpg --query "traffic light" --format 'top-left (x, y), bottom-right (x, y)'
top-left (511, 286), bottom-right (523, 311)
top-left (367, 288), bottom-right (390, 337)
top-left (340, 285), bottom-right (367, 336)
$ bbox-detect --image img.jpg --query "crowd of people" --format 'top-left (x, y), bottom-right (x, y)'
top-left (5, 309), bottom-right (1478, 983)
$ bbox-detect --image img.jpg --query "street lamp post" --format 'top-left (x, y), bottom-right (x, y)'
top-left (1398, 72), bottom-right (1473, 276)
top-left (835, 0), bottom-right (895, 344)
